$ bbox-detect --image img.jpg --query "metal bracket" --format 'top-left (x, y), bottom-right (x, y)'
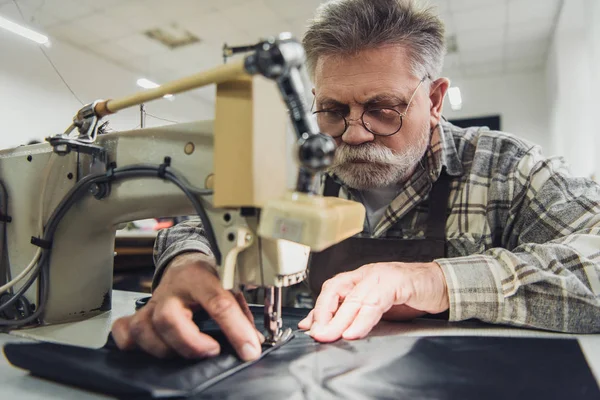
top-left (70, 100), bottom-right (103, 143)
top-left (46, 134), bottom-right (107, 159)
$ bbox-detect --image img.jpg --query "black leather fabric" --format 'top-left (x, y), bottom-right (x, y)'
top-left (3, 306), bottom-right (309, 400)
top-left (3, 313), bottom-right (599, 399)
top-left (199, 334), bottom-right (600, 400)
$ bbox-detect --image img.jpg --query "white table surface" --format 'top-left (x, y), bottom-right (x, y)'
top-left (1, 290), bottom-right (599, 399)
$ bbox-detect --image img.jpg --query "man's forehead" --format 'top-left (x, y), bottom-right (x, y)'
top-left (317, 89), bottom-right (410, 106)
top-left (314, 45), bottom-right (415, 82)
top-left (313, 47), bottom-right (418, 103)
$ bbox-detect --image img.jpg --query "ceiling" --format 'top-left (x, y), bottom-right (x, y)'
top-left (0, 0), bottom-right (562, 104)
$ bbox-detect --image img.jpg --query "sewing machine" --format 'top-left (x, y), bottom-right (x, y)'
top-left (0, 34), bottom-right (365, 346)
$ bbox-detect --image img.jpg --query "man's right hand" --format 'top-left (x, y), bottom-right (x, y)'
top-left (111, 253), bottom-right (264, 361)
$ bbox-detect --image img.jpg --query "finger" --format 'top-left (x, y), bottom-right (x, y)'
top-left (152, 296), bottom-right (220, 359)
top-left (191, 276), bottom-right (262, 362)
top-left (234, 291), bottom-right (254, 323)
top-left (342, 283), bottom-right (394, 340)
top-left (312, 270), bottom-right (363, 326)
top-left (129, 305), bottom-right (173, 358)
top-left (298, 310), bottom-right (314, 330)
top-left (233, 291), bottom-right (265, 344)
top-left (111, 316), bottom-right (136, 350)
top-left (342, 306), bottom-right (385, 340)
top-left (312, 274), bottom-right (384, 342)
top-left (310, 296), bottom-right (360, 342)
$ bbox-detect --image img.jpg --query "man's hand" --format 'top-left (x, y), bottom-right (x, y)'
top-left (111, 253), bottom-right (264, 361)
top-left (298, 262), bottom-right (449, 342)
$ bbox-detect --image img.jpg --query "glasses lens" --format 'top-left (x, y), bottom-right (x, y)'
top-left (315, 111), bottom-right (346, 137)
top-left (363, 109), bottom-right (402, 135)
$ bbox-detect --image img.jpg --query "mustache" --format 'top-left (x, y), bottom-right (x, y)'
top-left (332, 142), bottom-right (401, 166)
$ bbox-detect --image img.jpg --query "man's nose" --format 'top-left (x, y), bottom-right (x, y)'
top-left (342, 115), bottom-right (374, 146)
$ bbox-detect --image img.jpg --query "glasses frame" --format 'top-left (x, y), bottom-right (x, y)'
top-left (312, 76), bottom-right (427, 138)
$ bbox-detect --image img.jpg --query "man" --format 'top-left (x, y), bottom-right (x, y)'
top-left (112, 0), bottom-right (600, 362)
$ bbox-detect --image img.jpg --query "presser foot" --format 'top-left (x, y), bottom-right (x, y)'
top-left (264, 327), bottom-right (293, 347)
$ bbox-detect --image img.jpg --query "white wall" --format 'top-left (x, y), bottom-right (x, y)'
top-left (546, 0), bottom-right (600, 179)
top-left (0, 29), bottom-right (214, 150)
top-left (442, 71), bottom-right (549, 150)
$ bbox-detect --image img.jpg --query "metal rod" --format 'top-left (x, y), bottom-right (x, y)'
top-left (93, 59), bottom-right (248, 117)
top-left (264, 286), bottom-right (283, 345)
top-left (140, 104), bottom-right (146, 128)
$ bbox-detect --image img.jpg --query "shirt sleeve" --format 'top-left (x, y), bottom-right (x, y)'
top-left (152, 218), bottom-right (215, 291)
top-left (435, 147), bottom-right (600, 333)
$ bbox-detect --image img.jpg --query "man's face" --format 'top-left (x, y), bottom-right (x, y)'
top-left (313, 45), bottom-right (447, 190)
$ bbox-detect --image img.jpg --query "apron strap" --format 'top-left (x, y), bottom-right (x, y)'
top-left (425, 170), bottom-right (452, 240)
top-left (323, 175), bottom-right (341, 197)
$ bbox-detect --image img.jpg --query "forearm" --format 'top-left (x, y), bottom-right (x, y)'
top-left (152, 218), bottom-right (215, 291)
top-left (436, 231), bottom-right (600, 333)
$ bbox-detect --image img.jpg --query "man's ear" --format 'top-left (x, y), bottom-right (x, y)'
top-left (429, 78), bottom-right (450, 126)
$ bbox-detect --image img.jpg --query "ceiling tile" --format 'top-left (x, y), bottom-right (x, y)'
top-left (1, 0), bottom-right (58, 27)
top-left (288, 18), bottom-right (310, 40)
top-left (144, 0), bottom-right (216, 21)
top-left (508, 0), bottom-right (560, 25)
top-left (47, 21), bottom-right (104, 46)
top-left (118, 55), bottom-right (156, 76)
top-left (220, 0), bottom-right (282, 34)
top-left (450, 0), bottom-right (502, 13)
top-left (0, 2), bottom-right (26, 21)
top-left (164, 43), bottom-right (222, 71)
top-left (456, 27), bottom-right (505, 51)
top-left (91, 42), bottom-right (136, 64)
top-left (178, 10), bottom-right (249, 46)
top-left (264, 0), bottom-right (322, 20)
top-left (507, 18), bottom-right (553, 43)
top-left (506, 38), bottom-right (548, 60)
top-left (114, 33), bottom-right (170, 57)
top-left (37, 0), bottom-right (95, 21)
top-left (72, 12), bottom-right (137, 41)
top-left (29, 12), bottom-right (60, 28)
top-left (460, 44), bottom-right (504, 64)
top-left (453, 4), bottom-right (507, 31)
top-left (243, 20), bottom-right (295, 41)
top-left (212, 0), bottom-right (257, 11)
top-left (77, 0), bottom-right (129, 11)
top-left (104, 0), bottom-right (168, 32)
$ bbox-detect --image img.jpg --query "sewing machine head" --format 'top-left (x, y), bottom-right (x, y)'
top-left (0, 34), bottom-right (365, 346)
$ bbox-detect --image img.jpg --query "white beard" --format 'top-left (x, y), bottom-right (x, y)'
top-left (328, 125), bottom-right (430, 190)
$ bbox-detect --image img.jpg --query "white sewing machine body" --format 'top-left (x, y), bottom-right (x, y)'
top-left (0, 35), bottom-right (365, 344)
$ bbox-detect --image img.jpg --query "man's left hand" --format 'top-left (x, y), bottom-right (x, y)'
top-left (298, 262), bottom-right (449, 342)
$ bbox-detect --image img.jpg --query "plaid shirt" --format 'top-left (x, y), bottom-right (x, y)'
top-left (154, 121), bottom-right (600, 333)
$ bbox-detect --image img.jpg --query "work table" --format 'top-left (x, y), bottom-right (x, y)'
top-left (1, 290), bottom-right (599, 399)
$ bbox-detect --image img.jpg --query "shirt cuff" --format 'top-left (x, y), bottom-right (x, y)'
top-left (435, 254), bottom-right (505, 323)
top-left (152, 239), bottom-right (214, 292)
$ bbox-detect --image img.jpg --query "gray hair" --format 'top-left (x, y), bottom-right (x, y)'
top-left (303, 0), bottom-right (446, 80)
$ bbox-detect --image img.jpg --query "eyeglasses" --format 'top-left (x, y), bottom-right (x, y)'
top-left (312, 77), bottom-right (427, 138)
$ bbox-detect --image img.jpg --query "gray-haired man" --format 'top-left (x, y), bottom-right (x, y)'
top-left (112, 0), bottom-right (600, 361)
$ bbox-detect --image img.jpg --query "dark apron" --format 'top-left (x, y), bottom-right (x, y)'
top-left (308, 171), bottom-right (452, 298)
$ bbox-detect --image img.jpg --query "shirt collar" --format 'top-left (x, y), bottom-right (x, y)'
top-left (427, 119), bottom-right (464, 180)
